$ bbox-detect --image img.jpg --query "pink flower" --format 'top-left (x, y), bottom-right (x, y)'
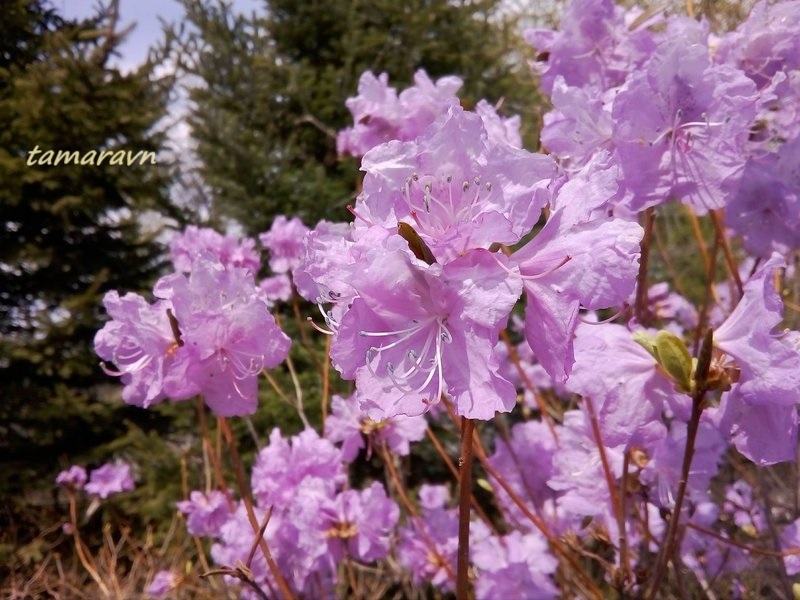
top-left (85, 461), bottom-right (135, 499)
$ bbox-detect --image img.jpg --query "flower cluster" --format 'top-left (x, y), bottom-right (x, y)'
top-left (95, 227), bottom-right (292, 416)
top-left (80, 1), bottom-right (800, 598)
top-left (188, 428), bottom-right (399, 597)
top-left (56, 461), bottom-right (135, 499)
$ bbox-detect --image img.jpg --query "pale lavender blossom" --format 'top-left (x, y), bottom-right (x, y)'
top-left (397, 507), bottom-right (458, 591)
top-left (259, 215), bottom-right (310, 274)
top-left (547, 410), bottom-right (624, 535)
top-left (305, 482), bottom-right (399, 564)
top-left (85, 461), bottom-right (135, 499)
top-left (330, 235), bottom-right (522, 420)
top-left (177, 490), bottom-right (232, 537)
top-left (357, 105), bottom-right (555, 264)
top-left (714, 0), bottom-right (800, 88)
top-left (397, 507), bottom-right (490, 593)
top-left (56, 465), bottom-right (87, 489)
top-left (324, 394), bottom-right (426, 460)
top-left (749, 71), bottom-right (800, 151)
top-left (524, 0), bottom-right (658, 94)
top-left (292, 220), bottom-right (357, 332)
top-left (258, 273), bottom-right (293, 306)
top-left (612, 32), bottom-right (758, 214)
top-left (780, 518), bottom-right (800, 576)
top-left (511, 156), bottom-right (642, 383)
top-left (539, 77), bottom-right (613, 167)
top-left (474, 99), bottom-right (522, 147)
top-left (722, 481), bottom-right (766, 534)
top-left (680, 501), bottom-right (750, 586)
top-left (94, 291), bottom-right (176, 408)
top-left (472, 530), bottom-right (558, 600)
top-left (337, 69), bottom-right (461, 157)
top-left (154, 260), bottom-right (291, 416)
top-left (640, 420), bottom-right (726, 509)
top-left (725, 136), bottom-right (800, 258)
top-left (210, 502), bottom-right (274, 589)
top-left (711, 254), bottom-right (800, 464)
top-left (566, 322), bottom-right (685, 449)
top-left (646, 282), bottom-right (699, 334)
top-left (418, 484), bottom-right (450, 511)
top-left (251, 428), bottom-right (346, 509)
top-left (145, 570), bottom-right (178, 598)
top-left (488, 421), bottom-right (557, 529)
top-left (169, 226), bottom-right (260, 274)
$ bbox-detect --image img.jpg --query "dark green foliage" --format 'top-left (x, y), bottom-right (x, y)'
top-left (0, 0), bottom-right (179, 500)
top-left (178, 0), bottom-right (541, 233)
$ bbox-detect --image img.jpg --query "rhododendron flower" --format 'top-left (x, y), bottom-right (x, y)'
top-left (640, 420), bottom-right (725, 509)
top-left (524, 0), bottom-right (657, 94)
top-left (566, 322), bottom-right (685, 449)
top-left (259, 215), bottom-right (310, 274)
top-left (337, 69), bottom-right (462, 157)
top-left (251, 428), bottom-right (345, 509)
top-left (472, 531), bottom-right (558, 600)
top-left (398, 505), bottom-right (490, 593)
top-left (177, 490), bottom-right (232, 537)
top-left (488, 420), bottom-right (557, 528)
top-left (210, 503), bottom-right (275, 589)
top-left (169, 225), bottom-right (260, 274)
top-left (94, 291), bottom-right (177, 408)
top-left (85, 461), bottom-right (135, 499)
top-left (258, 273), bottom-right (293, 306)
top-left (511, 156), bottom-right (642, 382)
top-left (324, 394), bottom-right (426, 460)
top-left (547, 410), bottom-right (624, 533)
top-left (612, 32), bottom-right (757, 213)
top-left (725, 137), bottom-right (800, 258)
top-left (154, 260), bottom-right (291, 416)
top-left (300, 482), bottom-right (400, 564)
top-left (56, 465), bottom-right (87, 489)
top-left (714, 0), bottom-right (800, 88)
top-left (474, 99), bottom-right (522, 147)
top-left (539, 77), bottom-right (613, 167)
top-left (357, 105), bottom-right (555, 264)
top-left (292, 220), bottom-right (358, 331)
top-left (714, 254), bottom-right (800, 406)
top-left (331, 237), bottom-right (522, 420)
top-left (781, 518), bottom-right (800, 576)
top-left (418, 484), bottom-right (450, 511)
top-left (711, 253), bottom-right (800, 464)
top-left (145, 571), bottom-right (178, 598)
top-left (723, 481), bottom-right (766, 534)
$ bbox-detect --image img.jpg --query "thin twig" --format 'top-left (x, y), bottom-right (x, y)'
top-left (646, 366), bottom-right (710, 596)
top-left (67, 493), bottom-right (110, 598)
top-left (635, 208), bottom-right (656, 325)
top-left (218, 418), bottom-right (295, 600)
top-left (499, 330), bottom-right (559, 443)
top-left (425, 427), bottom-right (499, 535)
top-left (710, 209), bottom-right (743, 299)
top-left (456, 417), bottom-right (476, 600)
top-left (378, 443), bottom-right (456, 583)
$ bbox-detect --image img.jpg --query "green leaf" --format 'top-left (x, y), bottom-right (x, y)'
top-left (655, 331), bottom-right (693, 393)
top-left (632, 330), bottom-right (659, 360)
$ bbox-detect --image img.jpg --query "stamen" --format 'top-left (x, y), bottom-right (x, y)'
top-left (494, 252), bottom-right (572, 281)
top-left (578, 307), bottom-right (625, 325)
top-left (307, 316), bottom-right (335, 335)
top-left (347, 204), bottom-right (373, 226)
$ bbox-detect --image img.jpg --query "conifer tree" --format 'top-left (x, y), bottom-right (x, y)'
top-left (0, 0), bottom-right (179, 489)
top-left (179, 0), bottom-right (540, 232)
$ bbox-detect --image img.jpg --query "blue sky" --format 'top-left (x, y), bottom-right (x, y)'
top-left (56, 0), bottom-right (261, 68)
